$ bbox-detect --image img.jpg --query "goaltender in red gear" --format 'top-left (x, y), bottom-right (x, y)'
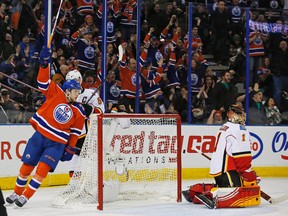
top-left (182, 104), bottom-right (261, 208)
top-left (5, 46), bottom-right (86, 208)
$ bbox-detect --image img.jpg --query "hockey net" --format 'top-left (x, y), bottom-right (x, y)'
top-left (52, 113), bottom-right (182, 210)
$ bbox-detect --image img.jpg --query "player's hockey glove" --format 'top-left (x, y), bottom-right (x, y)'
top-left (39, 46), bottom-right (52, 68)
top-left (60, 145), bottom-right (76, 162)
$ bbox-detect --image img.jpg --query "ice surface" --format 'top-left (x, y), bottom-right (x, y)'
top-left (3, 178), bottom-right (288, 216)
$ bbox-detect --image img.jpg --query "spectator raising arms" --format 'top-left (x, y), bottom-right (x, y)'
top-left (264, 97), bottom-right (282, 125)
top-left (249, 83), bottom-right (268, 125)
top-left (118, 42), bottom-right (138, 113)
top-left (69, 27), bottom-right (98, 74)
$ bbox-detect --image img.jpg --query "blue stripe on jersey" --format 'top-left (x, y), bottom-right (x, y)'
top-left (70, 127), bottom-right (82, 136)
top-left (120, 90), bottom-right (136, 98)
top-left (32, 113), bottom-right (69, 142)
top-left (120, 60), bottom-right (126, 67)
top-left (37, 80), bottom-right (50, 90)
top-left (145, 89), bottom-right (161, 99)
top-left (29, 178), bottom-right (41, 190)
top-left (16, 176), bottom-right (28, 187)
top-left (249, 49), bottom-right (264, 54)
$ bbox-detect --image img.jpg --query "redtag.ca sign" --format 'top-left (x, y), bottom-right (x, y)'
top-left (0, 124), bottom-right (287, 176)
top-left (110, 131), bottom-right (178, 154)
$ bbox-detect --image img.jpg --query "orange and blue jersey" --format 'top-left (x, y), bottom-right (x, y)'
top-left (30, 67), bottom-right (86, 148)
top-left (140, 49), bottom-right (163, 99)
top-left (119, 53), bottom-right (140, 99)
top-left (76, 0), bottom-right (94, 16)
top-left (248, 30), bottom-right (266, 57)
top-left (164, 51), bottom-right (180, 89)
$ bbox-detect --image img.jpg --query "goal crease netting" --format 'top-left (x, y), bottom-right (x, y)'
top-left (52, 113), bottom-right (182, 210)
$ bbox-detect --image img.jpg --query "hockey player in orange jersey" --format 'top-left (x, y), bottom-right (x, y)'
top-left (182, 104), bottom-right (261, 208)
top-left (6, 46), bottom-right (86, 207)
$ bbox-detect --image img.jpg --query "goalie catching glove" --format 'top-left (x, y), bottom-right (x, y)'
top-left (61, 145), bottom-right (76, 162)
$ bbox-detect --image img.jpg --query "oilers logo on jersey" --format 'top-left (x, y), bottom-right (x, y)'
top-left (107, 21), bottom-right (114, 33)
top-left (155, 51), bottom-right (163, 62)
top-left (110, 84), bottom-right (120, 97)
top-left (270, 0), bottom-right (279, 9)
top-left (131, 74), bottom-right (137, 86)
top-left (53, 104), bottom-right (73, 124)
top-left (84, 46), bottom-right (95, 59)
top-left (254, 36), bottom-right (262, 45)
top-left (62, 38), bottom-right (69, 46)
top-left (231, 6), bottom-right (241, 17)
top-left (191, 73), bottom-right (199, 86)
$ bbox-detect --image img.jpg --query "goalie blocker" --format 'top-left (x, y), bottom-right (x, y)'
top-left (182, 183), bottom-right (261, 208)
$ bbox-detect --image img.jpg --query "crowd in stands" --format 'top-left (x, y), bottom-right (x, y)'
top-left (1, 0), bottom-right (288, 125)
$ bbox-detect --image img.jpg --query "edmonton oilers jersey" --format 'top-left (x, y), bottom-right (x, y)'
top-left (30, 67), bottom-right (85, 147)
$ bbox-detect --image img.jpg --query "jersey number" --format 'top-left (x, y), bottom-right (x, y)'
top-left (241, 133), bottom-right (246, 142)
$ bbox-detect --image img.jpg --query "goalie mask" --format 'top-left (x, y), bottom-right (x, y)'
top-left (66, 69), bottom-right (83, 84)
top-left (227, 105), bottom-right (246, 125)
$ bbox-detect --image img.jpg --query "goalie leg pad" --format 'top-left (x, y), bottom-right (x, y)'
top-left (211, 186), bottom-right (261, 208)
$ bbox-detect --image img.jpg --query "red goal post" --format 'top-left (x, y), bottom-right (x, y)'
top-left (53, 113), bottom-right (182, 210)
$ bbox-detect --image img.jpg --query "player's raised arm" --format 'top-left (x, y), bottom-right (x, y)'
top-left (37, 46), bottom-right (52, 94)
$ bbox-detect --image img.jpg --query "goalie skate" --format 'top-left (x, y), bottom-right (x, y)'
top-left (195, 194), bottom-right (215, 209)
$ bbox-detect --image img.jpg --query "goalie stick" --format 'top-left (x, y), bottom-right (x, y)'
top-left (192, 146), bottom-right (288, 204)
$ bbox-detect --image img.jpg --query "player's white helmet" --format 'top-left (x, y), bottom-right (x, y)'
top-left (66, 69), bottom-right (83, 84)
top-left (227, 104), bottom-right (246, 125)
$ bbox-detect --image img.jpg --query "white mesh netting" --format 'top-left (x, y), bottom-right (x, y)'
top-left (52, 114), bottom-right (180, 209)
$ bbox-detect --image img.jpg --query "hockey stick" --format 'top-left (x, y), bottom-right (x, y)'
top-left (269, 193), bottom-right (288, 204)
top-left (260, 191), bottom-right (288, 204)
top-left (192, 146), bottom-right (288, 204)
top-left (48, 0), bottom-right (64, 48)
top-left (85, 66), bottom-right (118, 104)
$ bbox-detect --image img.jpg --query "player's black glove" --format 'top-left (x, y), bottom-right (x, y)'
top-left (60, 145), bottom-right (76, 162)
top-left (39, 46), bottom-right (52, 68)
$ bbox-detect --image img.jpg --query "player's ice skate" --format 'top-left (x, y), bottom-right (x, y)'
top-left (15, 195), bottom-right (28, 207)
top-left (6, 192), bottom-right (19, 204)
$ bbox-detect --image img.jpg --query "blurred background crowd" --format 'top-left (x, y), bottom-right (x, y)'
top-left (0, 0), bottom-right (288, 125)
